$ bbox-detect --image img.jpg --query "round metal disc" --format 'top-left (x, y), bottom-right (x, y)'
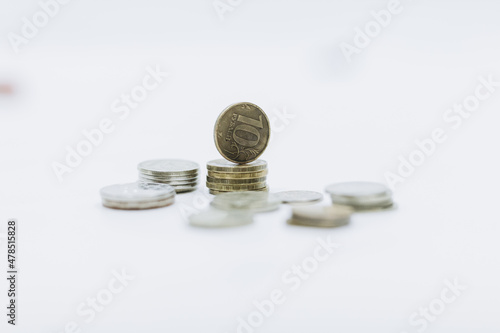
top-left (325, 181), bottom-right (393, 209)
top-left (100, 182), bottom-right (175, 202)
top-left (138, 159), bottom-right (199, 176)
top-left (206, 159), bottom-right (267, 173)
top-left (214, 102), bottom-right (270, 163)
top-left (274, 191), bottom-right (323, 205)
top-left (211, 191), bottom-right (280, 212)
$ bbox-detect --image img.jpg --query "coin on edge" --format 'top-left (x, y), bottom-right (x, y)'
top-left (214, 102), bottom-right (270, 163)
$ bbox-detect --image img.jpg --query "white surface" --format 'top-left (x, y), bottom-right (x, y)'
top-left (1, 0), bottom-right (500, 332)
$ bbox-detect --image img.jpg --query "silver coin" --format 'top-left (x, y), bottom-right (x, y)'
top-left (172, 185), bottom-right (198, 193)
top-left (274, 191), bottom-right (323, 205)
top-left (100, 182), bottom-right (175, 202)
top-left (325, 181), bottom-right (393, 209)
top-left (211, 191), bottom-right (280, 212)
top-left (189, 209), bottom-right (253, 228)
top-left (138, 159), bottom-right (199, 176)
top-left (138, 173), bottom-right (198, 181)
top-left (102, 197), bottom-right (175, 210)
top-left (139, 176), bottom-right (198, 186)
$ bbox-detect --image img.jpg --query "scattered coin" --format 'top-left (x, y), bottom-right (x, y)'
top-left (138, 159), bottom-right (199, 193)
top-left (325, 181), bottom-right (393, 210)
top-left (214, 102), bottom-right (270, 163)
top-left (100, 182), bottom-right (175, 210)
top-left (274, 191), bottom-right (323, 205)
top-left (211, 191), bottom-right (280, 212)
top-left (288, 205), bottom-right (352, 227)
top-left (189, 209), bottom-right (254, 228)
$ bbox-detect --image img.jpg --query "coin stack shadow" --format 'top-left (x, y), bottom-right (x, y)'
top-left (206, 159), bottom-right (269, 195)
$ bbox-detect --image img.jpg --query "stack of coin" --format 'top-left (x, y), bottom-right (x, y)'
top-left (325, 181), bottom-right (393, 210)
top-left (100, 182), bottom-right (176, 210)
top-left (210, 191), bottom-right (280, 213)
top-left (138, 159), bottom-right (199, 193)
top-left (210, 102), bottom-right (271, 194)
top-left (206, 159), bottom-right (269, 195)
top-left (288, 205), bottom-right (353, 228)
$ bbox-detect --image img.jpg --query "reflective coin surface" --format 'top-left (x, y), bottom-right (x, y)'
top-left (274, 191), bottom-right (323, 205)
top-left (214, 102), bottom-right (270, 163)
top-left (325, 181), bottom-right (393, 209)
top-left (100, 182), bottom-right (175, 202)
top-left (207, 159), bottom-right (267, 173)
top-left (138, 159), bottom-right (199, 175)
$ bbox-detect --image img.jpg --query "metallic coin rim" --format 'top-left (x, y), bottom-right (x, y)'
top-left (274, 191), bottom-right (324, 204)
top-left (206, 181), bottom-right (267, 191)
top-left (287, 217), bottom-right (349, 228)
top-left (138, 172), bottom-right (199, 181)
top-left (139, 177), bottom-right (199, 186)
top-left (292, 205), bottom-right (353, 221)
top-left (206, 159), bottom-right (267, 173)
top-left (100, 182), bottom-right (176, 202)
top-left (206, 176), bottom-right (267, 184)
top-left (102, 197), bottom-right (175, 210)
top-left (209, 187), bottom-right (269, 195)
top-left (325, 182), bottom-right (392, 199)
top-left (207, 170), bottom-right (268, 179)
top-left (213, 102), bottom-right (270, 164)
top-left (138, 159), bottom-right (199, 175)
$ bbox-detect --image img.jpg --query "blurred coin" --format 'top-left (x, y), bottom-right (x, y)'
top-left (189, 208), bottom-right (254, 228)
top-left (288, 205), bottom-right (352, 228)
top-left (207, 159), bottom-right (267, 173)
top-left (274, 191), bottom-right (323, 205)
top-left (214, 102), bottom-right (270, 163)
top-left (209, 186), bottom-right (269, 195)
top-left (325, 181), bottom-right (393, 209)
top-left (102, 197), bottom-right (175, 210)
top-left (211, 191), bottom-right (280, 212)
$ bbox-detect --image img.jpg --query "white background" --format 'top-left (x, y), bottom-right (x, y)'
top-left (1, 0), bottom-right (500, 332)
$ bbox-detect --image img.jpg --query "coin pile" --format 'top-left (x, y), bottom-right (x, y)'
top-left (288, 205), bottom-right (353, 227)
top-left (100, 182), bottom-right (176, 210)
top-left (206, 159), bottom-right (269, 195)
top-left (209, 102), bottom-right (271, 194)
top-left (325, 181), bottom-right (393, 210)
top-left (138, 159), bottom-right (199, 193)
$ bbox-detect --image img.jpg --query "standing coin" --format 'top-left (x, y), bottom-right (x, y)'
top-left (214, 102), bottom-right (270, 163)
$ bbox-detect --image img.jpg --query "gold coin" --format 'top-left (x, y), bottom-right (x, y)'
top-left (207, 170), bottom-right (268, 179)
top-left (207, 159), bottom-right (267, 173)
top-left (206, 176), bottom-right (266, 184)
top-left (214, 102), bottom-right (270, 163)
top-left (206, 182), bottom-right (267, 191)
top-left (209, 187), bottom-right (269, 195)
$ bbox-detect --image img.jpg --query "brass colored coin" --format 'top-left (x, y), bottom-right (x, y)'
top-left (207, 170), bottom-right (268, 179)
top-left (207, 159), bottom-right (267, 173)
top-left (209, 187), bottom-right (269, 195)
top-left (214, 102), bottom-right (270, 163)
top-left (206, 176), bottom-right (266, 184)
top-left (206, 182), bottom-right (267, 191)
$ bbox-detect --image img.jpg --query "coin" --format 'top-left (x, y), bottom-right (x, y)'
top-left (100, 182), bottom-right (175, 202)
top-left (206, 176), bottom-right (267, 184)
top-left (325, 181), bottom-right (393, 209)
top-left (206, 182), bottom-right (267, 191)
top-left (139, 176), bottom-right (198, 186)
top-left (207, 159), bottom-right (267, 173)
top-left (214, 102), bottom-right (270, 163)
top-left (288, 205), bottom-right (352, 227)
top-left (274, 191), bottom-right (323, 205)
top-left (209, 186), bottom-right (269, 195)
top-left (138, 159), bottom-right (199, 176)
top-left (207, 170), bottom-right (268, 179)
top-left (189, 209), bottom-right (254, 228)
top-left (100, 182), bottom-right (175, 209)
top-left (211, 192), bottom-right (280, 212)
top-left (102, 197), bottom-right (175, 210)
